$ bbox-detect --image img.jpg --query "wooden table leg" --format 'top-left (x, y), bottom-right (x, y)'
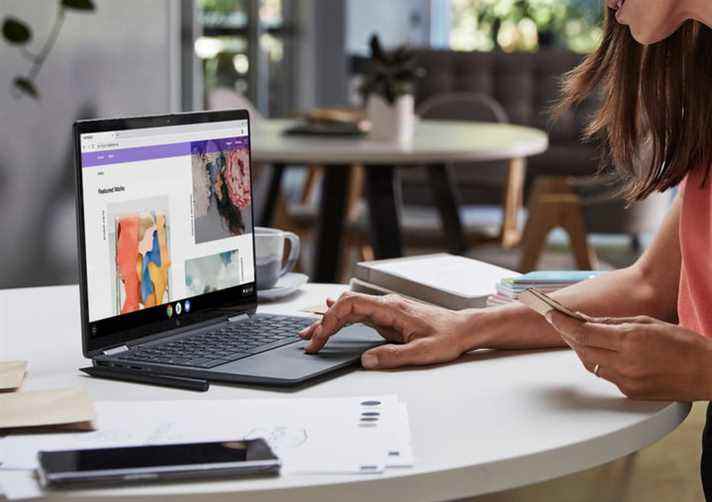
top-left (500, 157), bottom-right (527, 249)
top-left (314, 164), bottom-right (353, 283)
top-left (426, 163), bottom-right (468, 255)
top-left (365, 165), bottom-right (403, 259)
top-left (259, 163), bottom-right (285, 226)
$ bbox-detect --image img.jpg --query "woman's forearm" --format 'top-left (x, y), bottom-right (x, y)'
top-left (461, 265), bottom-right (665, 351)
top-left (461, 195), bottom-right (682, 352)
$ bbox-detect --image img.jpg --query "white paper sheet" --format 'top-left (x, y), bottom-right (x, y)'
top-left (387, 403), bottom-right (415, 468)
top-left (0, 470), bottom-right (43, 500)
top-left (1, 395), bottom-right (409, 476)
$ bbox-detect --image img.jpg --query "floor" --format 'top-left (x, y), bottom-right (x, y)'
top-left (466, 402), bottom-right (706, 502)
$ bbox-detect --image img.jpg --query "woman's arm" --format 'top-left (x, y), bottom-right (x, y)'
top-left (301, 196), bottom-right (682, 368)
top-left (466, 194), bottom-right (682, 351)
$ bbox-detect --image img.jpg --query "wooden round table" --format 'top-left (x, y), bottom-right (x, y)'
top-left (251, 119), bottom-right (548, 282)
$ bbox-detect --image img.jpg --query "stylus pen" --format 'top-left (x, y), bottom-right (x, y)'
top-left (80, 367), bottom-right (210, 392)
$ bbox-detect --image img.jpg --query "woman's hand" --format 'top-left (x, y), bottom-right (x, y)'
top-left (546, 311), bottom-right (712, 401)
top-left (299, 292), bottom-right (474, 370)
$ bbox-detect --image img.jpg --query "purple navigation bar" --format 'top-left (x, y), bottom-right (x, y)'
top-left (82, 136), bottom-right (250, 168)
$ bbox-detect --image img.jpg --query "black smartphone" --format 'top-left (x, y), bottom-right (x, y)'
top-left (37, 439), bottom-right (280, 488)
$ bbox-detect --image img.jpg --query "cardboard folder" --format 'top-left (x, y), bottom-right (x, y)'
top-left (0, 387), bottom-right (96, 432)
top-left (0, 361), bottom-right (28, 391)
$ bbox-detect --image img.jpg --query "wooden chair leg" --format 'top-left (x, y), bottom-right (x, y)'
top-left (347, 164), bottom-right (365, 220)
top-left (518, 176), bottom-right (597, 272)
top-left (500, 157), bottom-right (527, 249)
top-left (560, 198), bottom-right (598, 270)
top-left (360, 244), bottom-right (374, 262)
top-left (519, 196), bottom-right (557, 273)
top-left (301, 165), bottom-right (323, 204)
top-left (339, 165), bottom-right (369, 282)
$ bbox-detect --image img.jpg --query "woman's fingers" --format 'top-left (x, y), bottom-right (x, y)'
top-left (570, 343), bottom-right (620, 374)
top-left (361, 339), bottom-right (435, 369)
top-left (546, 310), bottom-right (623, 351)
top-left (298, 321), bottom-right (319, 340)
top-left (305, 293), bottom-right (407, 353)
top-left (581, 315), bottom-right (657, 325)
top-left (567, 336), bottom-right (633, 394)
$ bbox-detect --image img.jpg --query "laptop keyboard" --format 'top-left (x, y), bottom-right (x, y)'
top-left (112, 314), bottom-right (314, 369)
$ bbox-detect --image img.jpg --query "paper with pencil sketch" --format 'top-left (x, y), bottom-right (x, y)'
top-left (0, 395), bottom-right (412, 476)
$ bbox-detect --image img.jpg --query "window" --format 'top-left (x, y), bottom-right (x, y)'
top-left (195, 0), bottom-right (293, 116)
top-left (449, 0), bottom-right (603, 53)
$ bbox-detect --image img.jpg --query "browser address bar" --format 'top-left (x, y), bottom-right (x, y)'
top-left (83, 127), bottom-right (248, 153)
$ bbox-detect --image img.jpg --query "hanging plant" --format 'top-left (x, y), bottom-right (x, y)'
top-left (2, 0), bottom-right (96, 99)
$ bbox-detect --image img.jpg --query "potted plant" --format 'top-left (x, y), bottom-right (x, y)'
top-left (360, 34), bottom-right (423, 143)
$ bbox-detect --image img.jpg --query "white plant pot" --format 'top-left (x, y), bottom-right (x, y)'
top-left (366, 94), bottom-right (415, 143)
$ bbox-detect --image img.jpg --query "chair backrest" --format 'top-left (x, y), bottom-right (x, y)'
top-left (207, 87), bottom-right (264, 122)
top-left (411, 48), bottom-right (598, 144)
top-left (416, 92), bottom-right (509, 124)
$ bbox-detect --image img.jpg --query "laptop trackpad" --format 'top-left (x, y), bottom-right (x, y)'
top-left (220, 323), bottom-right (383, 382)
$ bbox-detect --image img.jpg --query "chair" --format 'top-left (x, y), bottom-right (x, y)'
top-left (414, 92), bottom-right (526, 249)
top-left (410, 48), bottom-right (670, 271)
top-left (207, 88), bottom-right (324, 269)
top-left (344, 92), bottom-right (528, 271)
top-left (519, 175), bottom-right (671, 272)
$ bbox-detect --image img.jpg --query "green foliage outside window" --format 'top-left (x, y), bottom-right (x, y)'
top-left (450, 0), bottom-right (603, 53)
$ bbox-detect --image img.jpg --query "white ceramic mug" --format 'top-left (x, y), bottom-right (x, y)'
top-left (254, 227), bottom-right (301, 290)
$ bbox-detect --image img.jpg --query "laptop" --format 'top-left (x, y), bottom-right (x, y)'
top-left (74, 109), bottom-right (382, 386)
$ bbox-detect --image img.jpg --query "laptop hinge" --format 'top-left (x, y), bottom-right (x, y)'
top-left (103, 345), bottom-right (129, 356)
top-left (228, 314), bottom-right (250, 323)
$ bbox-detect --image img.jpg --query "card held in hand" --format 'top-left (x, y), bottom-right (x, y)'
top-left (518, 289), bottom-right (588, 322)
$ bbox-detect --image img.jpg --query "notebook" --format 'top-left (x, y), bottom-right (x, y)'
top-left (352, 254), bottom-right (516, 310)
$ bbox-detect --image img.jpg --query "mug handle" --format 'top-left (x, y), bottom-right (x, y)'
top-left (279, 232), bottom-right (301, 278)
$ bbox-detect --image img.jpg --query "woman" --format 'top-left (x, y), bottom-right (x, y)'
top-left (299, 0), bottom-right (712, 495)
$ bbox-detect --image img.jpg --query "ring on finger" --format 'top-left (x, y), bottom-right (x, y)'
top-left (593, 363), bottom-right (601, 377)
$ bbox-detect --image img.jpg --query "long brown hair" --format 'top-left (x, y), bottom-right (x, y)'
top-left (559, 8), bottom-right (712, 201)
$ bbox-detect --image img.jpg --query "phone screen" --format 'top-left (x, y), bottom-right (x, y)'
top-left (39, 439), bottom-right (277, 474)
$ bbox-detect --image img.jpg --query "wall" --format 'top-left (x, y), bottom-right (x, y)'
top-left (289, 0), bottom-right (348, 111)
top-left (346, 0), bottom-right (432, 54)
top-left (0, 0), bottom-right (180, 289)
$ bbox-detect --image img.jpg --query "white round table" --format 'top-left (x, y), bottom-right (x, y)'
top-left (252, 119), bottom-right (548, 165)
top-left (251, 119), bottom-right (548, 282)
top-left (0, 284), bottom-right (689, 501)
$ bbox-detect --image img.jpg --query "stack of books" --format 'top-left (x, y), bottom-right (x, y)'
top-left (351, 254), bottom-right (516, 310)
top-left (487, 270), bottom-right (604, 307)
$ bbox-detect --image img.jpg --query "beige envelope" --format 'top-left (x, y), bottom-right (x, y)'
top-left (0, 361), bottom-right (28, 391)
top-left (0, 387), bottom-right (96, 432)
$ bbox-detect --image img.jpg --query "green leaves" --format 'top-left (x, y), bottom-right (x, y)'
top-left (4, 0), bottom-right (96, 100)
top-left (360, 34), bottom-right (423, 105)
top-left (2, 18), bottom-right (32, 44)
top-left (13, 77), bottom-right (39, 98)
top-left (61, 0), bottom-right (96, 10)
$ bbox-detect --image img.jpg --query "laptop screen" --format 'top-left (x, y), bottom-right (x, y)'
top-left (76, 112), bottom-right (257, 354)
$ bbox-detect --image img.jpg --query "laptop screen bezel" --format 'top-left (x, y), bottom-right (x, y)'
top-left (74, 109), bottom-right (258, 357)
